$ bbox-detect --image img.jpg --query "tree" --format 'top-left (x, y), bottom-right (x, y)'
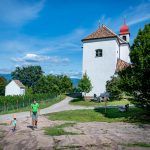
top-left (33, 74), bottom-right (73, 95)
top-left (0, 76), bottom-right (7, 96)
top-left (34, 74), bottom-right (72, 94)
top-left (25, 87), bottom-right (33, 95)
top-left (60, 75), bottom-right (73, 93)
top-left (78, 72), bottom-right (92, 97)
top-left (11, 66), bottom-right (43, 88)
top-left (119, 24), bottom-right (150, 109)
top-left (106, 76), bottom-right (123, 100)
top-left (33, 75), bottom-right (58, 94)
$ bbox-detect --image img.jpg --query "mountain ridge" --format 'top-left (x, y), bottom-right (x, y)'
top-left (0, 74), bottom-right (80, 87)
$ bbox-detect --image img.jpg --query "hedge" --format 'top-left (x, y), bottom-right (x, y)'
top-left (0, 93), bottom-right (56, 112)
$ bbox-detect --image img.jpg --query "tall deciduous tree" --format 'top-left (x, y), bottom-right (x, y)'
top-left (78, 72), bottom-right (92, 97)
top-left (119, 24), bottom-right (150, 109)
top-left (106, 76), bottom-right (123, 100)
top-left (33, 74), bottom-right (73, 95)
top-left (11, 66), bottom-right (43, 88)
top-left (60, 75), bottom-right (73, 93)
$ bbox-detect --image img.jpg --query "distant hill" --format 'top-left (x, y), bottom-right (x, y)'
top-left (0, 74), bottom-right (80, 86)
top-left (0, 74), bottom-right (12, 81)
top-left (71, 78), bottom-right (80, 87)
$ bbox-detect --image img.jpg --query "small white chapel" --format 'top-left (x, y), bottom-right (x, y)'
top-left (81, 20), bottom-right (130, 98)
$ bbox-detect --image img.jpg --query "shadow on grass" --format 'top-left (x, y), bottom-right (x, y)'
top-left (70, 98), bottom-right (84, 102)
top-left (94, 107), bottom-right (150, 123)
top-left (70, 97), bottom-right (94, 103)
top-left (67, 93), bottom-right (82, 98)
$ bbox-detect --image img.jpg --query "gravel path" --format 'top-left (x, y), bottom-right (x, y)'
top-left (0, 96), bottom-right (94, 122)
top-left (0, 97), bottom-right (149, 150)
top-left (0, 116), bottom-right (150, 150)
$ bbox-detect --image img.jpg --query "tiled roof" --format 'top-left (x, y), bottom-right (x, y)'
top-left (14, 80), bottom-right (25, 88)
top-left (82, 25), bottom-right (116, 41)
top-left (82, 24), bottom-right (129, 45)
top-left (116, 59), bottom-right (129, 72)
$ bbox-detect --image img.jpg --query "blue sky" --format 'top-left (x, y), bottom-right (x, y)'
top-left (0, 0), bottom-right (150, 78)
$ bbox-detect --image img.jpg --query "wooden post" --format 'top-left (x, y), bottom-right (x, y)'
top-left (104, 97), bottom-right (107, 114)
top-left (104, 101), bottom-right (106, 114)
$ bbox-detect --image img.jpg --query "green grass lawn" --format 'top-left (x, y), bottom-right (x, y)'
top-left (44, 122), bottom-right (77, 136)
top-left (46, 108), bottom-right (150, 123)
top-left (69, 98), bottom-right (130, 107)
top-left (0, 123), bottom-right (8, 126)
top-left (0, 95), bottom-right (65, 115)
top-left (121, 143), bottom-right (150, 148)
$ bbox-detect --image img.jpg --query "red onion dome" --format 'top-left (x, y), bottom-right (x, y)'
top-left (120, 19), bottom-right (129, 34)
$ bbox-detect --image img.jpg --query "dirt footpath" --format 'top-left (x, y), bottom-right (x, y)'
top-left (0, 115), bottom-right (150, 150)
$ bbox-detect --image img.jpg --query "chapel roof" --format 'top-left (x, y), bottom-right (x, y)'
top-left (116, 59), bottom-right (130, 72)
top-left (81, 25), bottom-right (128, 45)
top-left (81, 25), bottom-right (116, 41)
top-left (13, 80), bottom-right (25, 88)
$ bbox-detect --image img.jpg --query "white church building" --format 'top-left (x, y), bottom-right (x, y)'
top-left (5, 80), bottom-right (25, 96)
top-left (82, 21), bottom-right (130, 98)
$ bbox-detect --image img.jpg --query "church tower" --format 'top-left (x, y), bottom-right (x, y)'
top-left (119, 19), bottom-right (130, 43)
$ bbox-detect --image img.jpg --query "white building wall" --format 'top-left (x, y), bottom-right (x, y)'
top-left (82, 38), bottom-right (118, 97)
top-left (20, 88), bottom-right (25, 95)
top-left (120, 44), bottom-right (130, 63)
top-left (5, 81), bottom-right (24, 96)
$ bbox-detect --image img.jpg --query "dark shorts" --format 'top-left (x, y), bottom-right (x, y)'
top-left (32, 112), bottom-right (38, 121)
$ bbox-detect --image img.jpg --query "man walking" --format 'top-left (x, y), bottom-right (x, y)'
top-left (30, 99), bottom-right (40, 130)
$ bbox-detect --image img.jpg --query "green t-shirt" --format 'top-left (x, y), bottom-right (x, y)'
top-left (31, 103), bottom-right (39, 112)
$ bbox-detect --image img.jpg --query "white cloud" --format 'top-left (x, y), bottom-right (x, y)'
top-left (0, 27), bottom-right (85, 56)
top-left (58, 71), bottom-right (82, 78)
top-left (100, 2), bottom-right (150, 32)
top-left (0, 0), bottom-right (45, 26)
top-left (40, 28), bottom-right (86, 53)
top-left (45, 69), bottom-right (82, 78)
top-left (68, 71), bottom-right (82, 78)
top-left (127, 2), bottom-right (150, 26)
top-left (0, 27), bottom-right (85, 75)
top-left (0, 68), bottom-right (12, 74)
top-left (12, 53), bottom-right (70, 65)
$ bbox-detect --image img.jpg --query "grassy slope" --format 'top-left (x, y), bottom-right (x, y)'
top-left (47, 108), bottom-right (150, 123)
top-left (70, 98), bottom-right (130, 107)
top-left (0, 95), bottom-right (65, 115)
top-left (44, 122), bottom-right (77, 136)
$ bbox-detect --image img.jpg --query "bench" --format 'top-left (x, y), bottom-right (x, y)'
top-left (118, 104), bottom-right (129, 112)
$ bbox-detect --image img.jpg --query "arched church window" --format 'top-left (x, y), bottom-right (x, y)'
top-left (95, 49), bottom-right (102, 57)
